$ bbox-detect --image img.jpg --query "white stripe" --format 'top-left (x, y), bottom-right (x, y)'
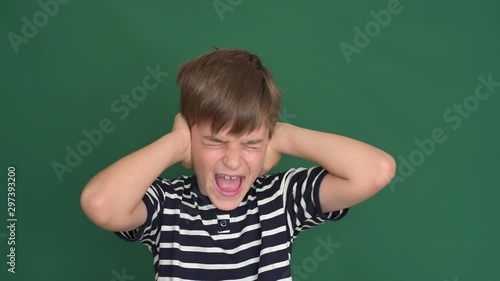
top-left (258, 260), bottom-right (289, 274)
top-left (159, 276), bottom-right (257, 281)
top-left (163, 208), bottom-right (218, 225)
top-left (164, 201), bottom-right (282, 226)
top-left (159, 257), bottom-right (260, 270)
top-left (258, 183), bottom-right (282, 205)
top-left (260, 208), bottom-right (282, 221)
top-left (159, 239), bottom-right (261, 254)
top-left (259, 243), bottom-right (288, 256)
top-left (262, 225), bottom-right (286, 237)
top-left (160, 222), bottom-right (262, 240)
top-left (299, 182), bottom-right (312, 219)
top-left (161, 225), bottom-right (211, 237)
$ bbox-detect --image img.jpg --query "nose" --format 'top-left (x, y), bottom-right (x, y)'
top-left (223, 145), bottom-right (241, 170)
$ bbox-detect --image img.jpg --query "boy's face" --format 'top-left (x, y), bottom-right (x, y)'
top-left (190, 122), bottom-right (270, 211)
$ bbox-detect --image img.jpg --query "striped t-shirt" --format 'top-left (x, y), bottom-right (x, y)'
top-left (115, 166), bottom-right (349, 280)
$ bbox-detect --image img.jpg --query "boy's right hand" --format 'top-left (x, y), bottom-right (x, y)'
top-left (172, 113), bottom-right (192, 169)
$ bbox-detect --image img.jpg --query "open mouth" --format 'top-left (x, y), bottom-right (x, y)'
top-left (214, 173), bottom-right (244, 197)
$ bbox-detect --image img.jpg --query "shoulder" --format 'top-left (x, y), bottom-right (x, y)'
top-left (153, 174), bottom-right (192, 187)
top-left (148, 174), bottom-right (197, 199)
top-left (252, 166), bottom-right (325, 195)
top-left (258, 166), bottom-right (326, 185)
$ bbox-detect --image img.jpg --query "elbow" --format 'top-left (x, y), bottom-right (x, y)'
top-left (80, 184), bottom-right (141, 232)
top-left (80, 186), bottom-right (114, 230)
top-left (374, 155), bottom-right (397, 189)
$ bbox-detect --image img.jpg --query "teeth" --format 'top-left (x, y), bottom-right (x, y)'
top-left (216, 174), bottom-right (239, 180)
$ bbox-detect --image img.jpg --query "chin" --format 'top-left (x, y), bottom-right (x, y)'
top-left (210, 187), bottom-right (246, 211)
top-left (212, 201), bottom-right (241, 211)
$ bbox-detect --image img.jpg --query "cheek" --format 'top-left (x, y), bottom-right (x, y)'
top-left (191, 144), bottom-right (207, 169)
top-left (244, 151), bottom-right (266, 169)
top-left (193, 148), bottom-right (221, 170)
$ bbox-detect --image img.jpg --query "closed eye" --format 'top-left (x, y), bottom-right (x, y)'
top-left (244, 144), bottom-right (262, 150)
top-left (243, 139), bottom-right (264, 150)
top-left (203, 136), bottom-right (227, 147)
top-left (206, 142), bottom-right (223, 147)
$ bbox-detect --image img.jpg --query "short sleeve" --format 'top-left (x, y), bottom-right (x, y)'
top-left (282, 166), bottom-right (349, 238)
top-left (114, 178), bottom-right (167, 251)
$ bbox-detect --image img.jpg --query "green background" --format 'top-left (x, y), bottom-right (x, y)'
top-left (1, 0), bottom-right (499, 280)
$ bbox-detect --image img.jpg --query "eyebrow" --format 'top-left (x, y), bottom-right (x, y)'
top-left (242, 139), bottom-right (264, 145)
top-left (204, 136), bottom-right (228, 143)
top-left (203, 136), bottom-right (264, 145)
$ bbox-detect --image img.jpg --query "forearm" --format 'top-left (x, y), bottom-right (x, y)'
top-left (276, 123), bottom-right (394, 185)
top-left (81, 131), bottom-right (188, 221)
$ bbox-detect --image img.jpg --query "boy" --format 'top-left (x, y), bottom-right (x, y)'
top-left (80, 48), bottom-right (396, 280)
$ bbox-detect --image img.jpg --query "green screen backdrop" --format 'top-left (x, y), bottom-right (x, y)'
top-left (1, 0), bottom-right (499, 280)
